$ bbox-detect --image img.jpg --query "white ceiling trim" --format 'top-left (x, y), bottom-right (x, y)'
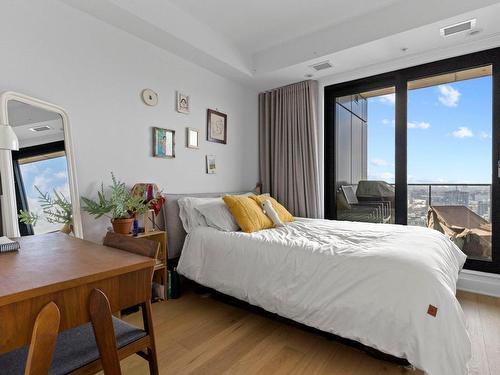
top-left (59, 0), bottom-right (500, 88)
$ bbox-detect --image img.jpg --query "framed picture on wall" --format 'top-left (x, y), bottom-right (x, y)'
top-left (153, 127), bottom-right (175, 158)
top-left (207, 109), bottom-right (227, 144)
top-left (176, 92), bottom-right (190, 114)
top-left (206, 154), bottom-right (216, 174)
top-left (186, 127), bottom-right (199, 149)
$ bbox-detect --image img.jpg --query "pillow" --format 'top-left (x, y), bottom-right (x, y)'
top-left (260, 200), bottom-right (284, 227)
top-left (195, 199), bottom-right (239, 232)
top-left (178, 197), bottom-right (220, 233)
top-left (222, 195), bottom-right (273, 233)
top-left (250, 195), bottom-right (294, 223)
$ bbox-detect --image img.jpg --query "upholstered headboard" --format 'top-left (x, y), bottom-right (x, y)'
top-left (158, 192), bottom-right (249, 259)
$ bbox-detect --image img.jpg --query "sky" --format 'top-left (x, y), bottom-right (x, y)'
top-left (19, 156), bottom-right (71, 234)
top-left (367, 75), bottom-right (492, 184)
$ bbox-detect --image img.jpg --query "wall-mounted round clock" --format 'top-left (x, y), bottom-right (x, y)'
top-left (141, 88), bottom-right (158, 106)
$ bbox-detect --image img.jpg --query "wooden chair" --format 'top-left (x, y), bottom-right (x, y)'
top-left (26, 302), bottom-right (61, 375)
top-left (103, 231), bottom-right (160, 259)
top-left (89, 289), bottom-right (122, 375)
top-left (0, 301), bottom-right (61, 375)
top-left (97, 232), bottom-right (160, 375)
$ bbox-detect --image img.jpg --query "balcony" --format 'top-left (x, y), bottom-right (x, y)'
top-left (408, 183), bottom-right (491, 261)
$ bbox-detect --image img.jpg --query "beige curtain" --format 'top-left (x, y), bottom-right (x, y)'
top-left (259, 80), bottom-right (320, 218)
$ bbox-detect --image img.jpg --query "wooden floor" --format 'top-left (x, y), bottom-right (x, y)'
top-left (117, 289), bottom-right (500, 375)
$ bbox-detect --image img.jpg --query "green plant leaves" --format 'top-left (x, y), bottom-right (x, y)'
top-left (81, 172), bottom-right (147, 220)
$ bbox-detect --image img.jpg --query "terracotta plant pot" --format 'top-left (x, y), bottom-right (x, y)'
top-left (60, 223), bottom-right (73, 234)
top-left (111, 218), bottom-right (134, 234)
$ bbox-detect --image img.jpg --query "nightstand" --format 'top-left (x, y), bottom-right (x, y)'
top-left (131, 230), bottom-right (168, 300)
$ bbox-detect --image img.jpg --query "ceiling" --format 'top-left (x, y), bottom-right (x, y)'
top-left (168, 0), bottom-right (399, 53)
top-left (61, 0), bottom-right (500, 89)
top-left (8, 100), bottom-right (64, 147)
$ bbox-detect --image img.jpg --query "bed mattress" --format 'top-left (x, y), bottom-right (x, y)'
top-left (177, 218), bottom-right (470, 375)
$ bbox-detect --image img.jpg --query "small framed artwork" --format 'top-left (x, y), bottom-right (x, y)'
top-left (186, 127), bottom-right (199, 149)
top-left (206, 154), bottom-right (216, 174)
top-left (207, 109), bottom-right (227, 144)
top-left (176, 92), bottom-right (190, 114)
top-left (153, 127), bottom-right (175, 158)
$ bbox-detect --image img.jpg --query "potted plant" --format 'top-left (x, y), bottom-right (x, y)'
top-left (18, 186), bottom-right (73, 234)
top-left (81, 173), bottom-right (148, 234)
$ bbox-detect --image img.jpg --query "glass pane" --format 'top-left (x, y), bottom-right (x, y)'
top-left (19, 155), bottom-right (71, 235)
top-left (335, 87), bottom-right (395, 224)
top-left (407, 66), bottom-right (492, 261)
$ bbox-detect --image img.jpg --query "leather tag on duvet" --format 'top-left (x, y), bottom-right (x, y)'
top-left (427, 304), bottom-right (438, 317)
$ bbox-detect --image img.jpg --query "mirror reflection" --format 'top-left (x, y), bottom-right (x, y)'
top-left (8, 100), bottom-right (72, 236)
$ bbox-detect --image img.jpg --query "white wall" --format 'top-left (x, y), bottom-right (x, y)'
top-left (0, 0), bottom-right (258, 242)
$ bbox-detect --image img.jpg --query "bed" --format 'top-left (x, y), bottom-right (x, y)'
top-left (162, 193), bottom-right (471, 375)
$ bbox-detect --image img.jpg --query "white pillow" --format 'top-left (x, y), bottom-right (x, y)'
top-left (195, 199), bottom-right (239, 232)
top-left (178, 197), bottom-right (220, 233)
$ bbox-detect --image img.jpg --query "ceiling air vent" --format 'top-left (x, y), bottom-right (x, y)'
top-left (310, 61), bottom-right (333, 71)
top-left (440, 19), bottom-right (476, 37)
top-left (29, 125), bottom-right (51, 132)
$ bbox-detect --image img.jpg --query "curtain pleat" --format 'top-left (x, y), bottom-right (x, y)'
top-left (258, 80), bottom-right (320, 218)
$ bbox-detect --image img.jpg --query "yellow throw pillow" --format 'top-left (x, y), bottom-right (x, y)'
top-left (250, 195), bottom-right (294, 223)
top-left (223, 195), bottom-right (274, 233)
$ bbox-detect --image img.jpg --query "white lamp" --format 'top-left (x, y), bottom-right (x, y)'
top-left (0, 124), bottom-right (19, 151)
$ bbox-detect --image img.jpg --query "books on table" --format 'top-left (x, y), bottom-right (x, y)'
top-left (0, 236), bottom-right (20, 253)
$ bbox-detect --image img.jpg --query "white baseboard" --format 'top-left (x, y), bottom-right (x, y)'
top-left (457, 269), bottom-right (500, 297)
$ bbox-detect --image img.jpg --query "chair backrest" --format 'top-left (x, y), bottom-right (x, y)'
top-left (24, 302), bottom-right (60, 375)
top-left (341, 185), bottom-right (359, 205)
top-left (89, 289), bottom-right (122, 375)
top-left (103, 232), bottom-right (159, 259)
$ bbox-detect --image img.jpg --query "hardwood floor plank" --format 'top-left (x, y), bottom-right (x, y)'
top-left (476, 294), bottom-right (500, 375)
top-left (112, 289), bottom-right (499, 374)
top-left (457, 291), bottom-right (490, 375)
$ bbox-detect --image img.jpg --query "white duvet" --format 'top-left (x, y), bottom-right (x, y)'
top-left (177, 218), bottom-right (470, 375)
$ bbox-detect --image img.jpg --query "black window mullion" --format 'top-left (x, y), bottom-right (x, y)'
top-left (394, 73), bottom-right (407, 225)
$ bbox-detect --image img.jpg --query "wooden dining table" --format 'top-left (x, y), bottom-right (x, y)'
top-left (0, 232), bottom-right (155, 355)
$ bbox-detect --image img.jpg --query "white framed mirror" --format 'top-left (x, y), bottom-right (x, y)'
top-left (0, 91), bottom-right (82, 238)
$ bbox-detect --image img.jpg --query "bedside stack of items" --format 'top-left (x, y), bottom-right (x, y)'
top-left (0, 236), bottom-right (20, 253)
top-left (131, 230), bottom-right (168, 300)
top-left (131, 183), bottom-right (168, 300)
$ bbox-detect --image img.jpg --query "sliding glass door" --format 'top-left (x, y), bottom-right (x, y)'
top-left (324, 47), bottom-right (500, 273)
top-left (334, 88), bottom-right (396, 224)
top-left (407, 66), bottom-right (493, 261)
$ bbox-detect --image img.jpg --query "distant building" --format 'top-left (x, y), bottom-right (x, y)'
top-left (443, 190), bottom-right (469, 206)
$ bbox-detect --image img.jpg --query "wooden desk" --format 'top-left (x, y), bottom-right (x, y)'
top-left (0, 232), bottom-right (155, 355)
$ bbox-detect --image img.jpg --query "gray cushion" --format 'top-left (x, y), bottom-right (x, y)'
top-left (0, 317), bottom-right (146, 375)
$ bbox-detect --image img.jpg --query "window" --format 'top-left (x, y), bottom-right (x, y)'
top-left (325, 48), bottom-right (500, 273)
top-left (13, 142), bottom-right (71, 235)
top-left (407, 66), bottom-right (492, 261)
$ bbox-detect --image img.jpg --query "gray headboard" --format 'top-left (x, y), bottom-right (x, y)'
top-left (158, 192), bottom-right (249, 259)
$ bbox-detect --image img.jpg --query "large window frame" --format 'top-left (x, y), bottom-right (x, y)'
top-left (324, 47), bottom-right (500, 274)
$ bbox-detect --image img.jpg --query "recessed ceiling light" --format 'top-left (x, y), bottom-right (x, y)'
top-left (310, 61), bottom-right (333, 71)
top-left (440, 19), bottom-right (476, 37)
top-left (401, 47), bottom-right (408, 52)
top-left (305, 74), bottom-right (314, 78)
